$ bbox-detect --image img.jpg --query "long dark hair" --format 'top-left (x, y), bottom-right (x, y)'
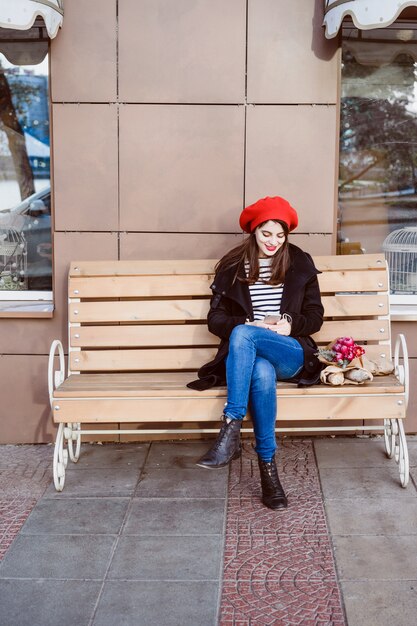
top-left (216, 220), bottom-right (290, 285)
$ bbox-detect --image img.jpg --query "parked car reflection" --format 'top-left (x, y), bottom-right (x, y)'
top-left (0, 186), bottom-right (52, 290)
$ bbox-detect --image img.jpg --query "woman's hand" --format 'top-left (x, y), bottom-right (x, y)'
top-left (265, 319), bottom-right (292, 336)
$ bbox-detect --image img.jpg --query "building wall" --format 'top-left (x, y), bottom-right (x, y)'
top-left (1, 0), bottom-right (415, 442)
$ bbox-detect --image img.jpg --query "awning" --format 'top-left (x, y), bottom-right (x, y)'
top-left (0, 0), bottom-right (63, 39)
top-left (324, 0), bottom-right (417, 39)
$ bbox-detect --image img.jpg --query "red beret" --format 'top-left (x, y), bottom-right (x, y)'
top-left (239, 196), bottom-right (298, 233)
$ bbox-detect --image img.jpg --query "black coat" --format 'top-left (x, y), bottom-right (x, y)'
top-left (187, 244), bottom-right (324, 390)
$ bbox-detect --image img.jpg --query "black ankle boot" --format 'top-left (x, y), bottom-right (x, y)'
top-left (196, 416), bottom-right (242, 469)
top-left (258, 457), bottom-right (288, 510)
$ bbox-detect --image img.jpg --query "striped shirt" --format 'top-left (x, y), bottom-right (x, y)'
top-left (245, 259), bottom-right (283, 321)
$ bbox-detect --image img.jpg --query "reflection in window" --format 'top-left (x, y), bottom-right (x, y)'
top-left (338, 23), bottom-right (417, 294)
top-left (0, 37), bottom-right (51, 292)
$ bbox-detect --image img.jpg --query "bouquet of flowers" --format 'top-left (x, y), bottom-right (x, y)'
top-left (317, 337), bottom-right (365, 369)
top-left (317, 337), bottom-right (371, 386)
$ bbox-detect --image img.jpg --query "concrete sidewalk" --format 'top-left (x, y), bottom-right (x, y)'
top-left (315, 437), bottom-right (417, 626)
top-left (0, 436), bottom-right (416, 625)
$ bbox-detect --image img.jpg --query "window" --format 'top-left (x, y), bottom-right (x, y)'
top-left (0, 22), bottom-right (51, 306)
top-left (338, 22), bottom-right (417, 308)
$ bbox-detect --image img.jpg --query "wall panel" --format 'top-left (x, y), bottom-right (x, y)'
top-left (119, 0), bottom-right (246, 103)
top-left (247, 0), bottom-right (339, 103)
top-left (245, 105), bottom-right (337, 233)
top-left (119, 105), bottom-right (245, 232)
top-left (50, 0), bottom-right (117, 102)
top-left (53, 104), bottom-right (119, 231)
top-left (0, 355), bottom-right (53, 444)
top-left (120, 232), bottom-right (243, 260)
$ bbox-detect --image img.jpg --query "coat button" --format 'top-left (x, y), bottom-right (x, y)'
top-left (222, 291), bottom-right (226, 295)
top-left (212, 283), bottom-right (216, 288)
top-left (309, 361), bottom-right (314, 367)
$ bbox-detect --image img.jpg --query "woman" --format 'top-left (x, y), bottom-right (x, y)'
top-left (188, 196), bottom-right (324, 511)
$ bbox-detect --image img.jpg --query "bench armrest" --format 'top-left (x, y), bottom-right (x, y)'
top-left (48, 339), bottom-right (66, 407)
top-left (394, 333), bottom-right (409, 410)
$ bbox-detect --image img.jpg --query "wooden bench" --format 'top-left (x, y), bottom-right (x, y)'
top-left (48, 254), bottom-right (409, 491)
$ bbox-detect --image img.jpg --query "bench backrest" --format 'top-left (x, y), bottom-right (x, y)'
top-left (67, 254), bottom-right (391, 374)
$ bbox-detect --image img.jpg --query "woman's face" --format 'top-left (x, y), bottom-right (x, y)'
top-left (254, 220), bottom-right (286, 258)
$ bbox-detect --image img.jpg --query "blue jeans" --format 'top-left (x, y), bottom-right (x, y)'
top-left (224, 324), bottom-right (304, 461)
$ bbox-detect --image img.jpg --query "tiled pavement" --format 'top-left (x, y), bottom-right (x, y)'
top-left (0, 436), bottom-right (416, 625)
top-left (220, 441), bottom-right (345, 625)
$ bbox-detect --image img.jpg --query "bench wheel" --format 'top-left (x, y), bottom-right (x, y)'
top-left (384, 419), bottom-right (396, 459)
top-left (395, 420), bottom-right (409, 488)
top-left (53, 423), bottom-right (67, 491)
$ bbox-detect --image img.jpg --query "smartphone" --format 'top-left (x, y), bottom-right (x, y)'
top-left (263, 315), bottom-right (281, 324)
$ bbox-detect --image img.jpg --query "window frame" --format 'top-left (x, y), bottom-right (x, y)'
top-left (338, 20), bottom-right (417, 318)
top-left (0, 26), bottom-right (53, 313)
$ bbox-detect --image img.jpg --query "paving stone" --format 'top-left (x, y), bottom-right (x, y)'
top-left (70, 443), bottom-right (149, 469)
top-left (135, 466), bottom-right (228, 498)
top-left (93, 580), bottom-right (219, 626)
top-left (340, 580), bottom-right (417, 626)
top-left (108, 535), bottom-right (222, 580)
top-left (0, 445), bottom-right (52, 470)
top-left (0, 579), bottom-right (101, 626)
top-left (219, 440), bottom-right (346, 625)
top-left (43, 468), bottom-right (141, 498)
top-left (21, 498), bottom-right (129, 535)
top-left (318, 466), bottom-right (416, 499)
top-left (324, 497), bottom-right (417, 535)
top-left (221, 580), bottom-right (345, 626)
top-left (146, 441), bottom-right (212, 468)
top-left (407, 440), bottom-right (417, 467)
top-left (0, 467), bottom-right (52, 498)
top-left (332, 535), bottom-right (417, 580)
top-left (314, 437), bottom-right (390, 467)
top-left (228, 440), bottom-right (321, 501)
top-left (0, 497), bottom-right (38, 561)
top-left (225, 492), bottom-right (328, 537)
top-left (223, 533), bottom-right (336, 583)
top-left (0, 446), bottom-right (53, 560)
top-left (0, 534), bottom-right (116, 579)
top-left (122, 498), bottom-right (225, 535)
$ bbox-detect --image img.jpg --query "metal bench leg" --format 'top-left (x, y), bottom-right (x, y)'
top-left (53, 423), bottom-right (68, 491)
top-left (392, 334), bottom-right (410, 488)
top-left (66, 422), bottom-right (82, 463)
top-left (395, 419), bottom-right (409, 488)
top-left (384, 419), bottom-right (395, 459)
top-left (384, 418), bottom-right (409, 487)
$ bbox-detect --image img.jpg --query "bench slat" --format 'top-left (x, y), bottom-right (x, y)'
top-left (69, 295), bottom-right (389, 324)
top-left (70, 259), bottom-right (218, 277)
top-left (68, 270), bottom-right (389, 300)
top-left (322, 294), bottom-right (388, 317)
top-left (69, 274), bottom-right (213, 299)
top-left (69, 254), bottom-right (386, 278)
top-left (318, 269), bottom-right (388, 293)
top-left (314, 254), bottom-right (386, 271)
top-left (68, 267), bottom-right (388, 299)
top-left (52, 394), bottom-right (405, 423)
top-left (69, 318), bottom-right (390, 348)
top-left (69, 300), bottom-right (209, 323)
top-left (313, 319), bottom-right (390, 343)
top-left (70, 324), bottom-right (218, 347)
top-left (69, 344), bottom-right (391, 373)
top-left (70, 347), bottom-right (217, 371)
top-left (55, 372), bottom-right (403, 398)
